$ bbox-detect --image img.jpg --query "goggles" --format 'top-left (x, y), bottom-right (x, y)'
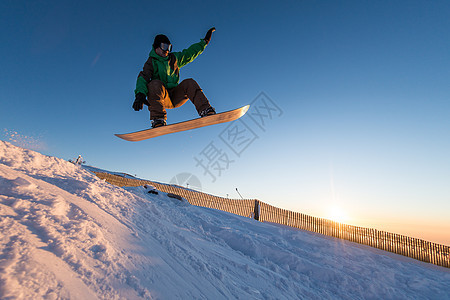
top-left (160, 43), bottom-right (172, 52)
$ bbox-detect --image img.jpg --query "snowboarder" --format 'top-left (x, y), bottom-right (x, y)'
top-left (74, 155), bottom-right (83, 165)
top-left (133, 28), bottom-right (217, 128)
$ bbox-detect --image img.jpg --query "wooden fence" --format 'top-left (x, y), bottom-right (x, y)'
top-left (93, 172), bottom-right (257, 219)
top-left (92, 171), bottom-right (450, 268)
top-left (258, 202), bottom-right (450, 268)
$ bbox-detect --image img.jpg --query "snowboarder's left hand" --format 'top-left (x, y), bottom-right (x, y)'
top-left (204, 27), bottom-right (216, 45)
top-left (133, 93), bottom-right (146, 111)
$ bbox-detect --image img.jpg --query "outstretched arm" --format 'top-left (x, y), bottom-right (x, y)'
top-left (175, 27), bottom-right (216, 68)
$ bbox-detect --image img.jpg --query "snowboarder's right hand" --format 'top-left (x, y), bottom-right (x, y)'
top-left (133, 93), bottom-right (146, 111)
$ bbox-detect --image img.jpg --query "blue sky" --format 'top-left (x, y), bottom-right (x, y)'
top-left (1, 0), bottom-right (449, 244)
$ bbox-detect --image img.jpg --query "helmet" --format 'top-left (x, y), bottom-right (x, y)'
top-left (153, 34), bottom-right (172, 51)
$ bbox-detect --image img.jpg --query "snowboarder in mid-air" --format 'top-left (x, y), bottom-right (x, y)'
top-left (116, 27), bottom-right (248, 141)
top-left (133, 28), bottom-right (217, 128)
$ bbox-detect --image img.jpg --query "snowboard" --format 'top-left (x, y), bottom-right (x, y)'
top-left (115, 105), bottom-right (250, 141)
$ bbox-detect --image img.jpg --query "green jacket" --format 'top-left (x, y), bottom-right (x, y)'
top-left (135, 39), bottom-right (207, 95)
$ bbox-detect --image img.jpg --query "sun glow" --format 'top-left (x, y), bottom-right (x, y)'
top-left (327, 205), bottom-right (349, 223)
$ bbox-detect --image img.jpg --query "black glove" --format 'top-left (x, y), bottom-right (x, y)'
top-left (133, 93), bottom-right (146, 111)
top-left (204, 27), bottom-right (216, 45)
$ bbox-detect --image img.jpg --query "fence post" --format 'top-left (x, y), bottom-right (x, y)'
top-left (252, 199), bottom-right (260, 221)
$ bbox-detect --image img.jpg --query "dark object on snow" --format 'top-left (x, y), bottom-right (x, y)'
top-left (144, 184), bottom-right (158, 194)
top-left (167, 193), bottom-right (182, 201)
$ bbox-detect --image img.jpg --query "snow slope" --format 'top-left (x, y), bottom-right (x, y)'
top-left (1, 140), bottom-right (449, 299)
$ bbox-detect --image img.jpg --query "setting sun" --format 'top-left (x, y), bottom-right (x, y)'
top-left (327, 205), bottom-right (349, 223)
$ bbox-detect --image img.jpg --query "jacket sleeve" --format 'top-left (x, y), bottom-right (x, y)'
top-left (174, 39), bottom-right (207, 68)
top-left (134, 57), bottom-right (153, 95)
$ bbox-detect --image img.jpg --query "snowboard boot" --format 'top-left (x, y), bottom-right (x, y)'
top-left (151, 118), bottom-right (167, 128)
top-left (200, 106), bottom-right (216, 117)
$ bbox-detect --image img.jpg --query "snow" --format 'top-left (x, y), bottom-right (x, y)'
top-left (1, 140), bottom-right (449, 300)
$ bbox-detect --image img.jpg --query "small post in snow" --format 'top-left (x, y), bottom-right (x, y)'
top-left (236, 188), bottom-right (244, 199)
